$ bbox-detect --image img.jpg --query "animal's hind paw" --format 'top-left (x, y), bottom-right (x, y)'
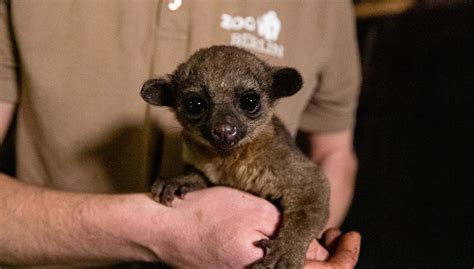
top-left (248, 239), bottom-right (305, 269)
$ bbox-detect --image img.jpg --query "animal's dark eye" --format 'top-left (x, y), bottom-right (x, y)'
top-left (184, 96), bottom-right (206, 115)
top-left (240, 92), bottom-right (261, 114)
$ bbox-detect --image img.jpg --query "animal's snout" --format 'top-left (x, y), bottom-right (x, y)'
top-left (212, 124), bottom-right (237, 143)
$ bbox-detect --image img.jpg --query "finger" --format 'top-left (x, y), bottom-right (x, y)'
top-left (306, 239), bottom-right (329, 261)
top-left (328, 231), bottom-right (361, 267)
top-left (323, 228), bottom-right (342, 253)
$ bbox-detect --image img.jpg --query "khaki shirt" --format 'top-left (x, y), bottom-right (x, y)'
top-left (0, 0), bottom-right (360, 267)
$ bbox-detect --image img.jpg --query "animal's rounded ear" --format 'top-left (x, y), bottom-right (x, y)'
top-left (271, 67), bottom-right (303, 99)
top-left (140, 77), bottom-right (175, 107)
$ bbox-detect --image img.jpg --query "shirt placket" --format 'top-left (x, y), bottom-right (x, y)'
top-left (152, 0), bottom-right (191, 76)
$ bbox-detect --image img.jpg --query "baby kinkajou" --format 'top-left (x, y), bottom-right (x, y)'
top-left (141, 45), bottom-right (329, 269)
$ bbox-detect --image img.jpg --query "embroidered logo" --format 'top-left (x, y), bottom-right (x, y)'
top-left (257, 10), bottom-right (281, 41)
top-left (220, 10), bottom-right (284, 58)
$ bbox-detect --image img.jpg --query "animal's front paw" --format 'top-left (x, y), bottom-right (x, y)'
top-left (151, 177), bottom-right (206, 207)
top-left (249, 239), bottom-right (305, 269)
top-left (155, 183), bottom-right (182, 207)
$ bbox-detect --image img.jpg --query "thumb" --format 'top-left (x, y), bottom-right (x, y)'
top-left (328, 231), bottom-right (361, 267)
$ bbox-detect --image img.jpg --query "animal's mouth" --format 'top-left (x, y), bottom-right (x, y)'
top-left (213, 140), bottom-right (237, 154)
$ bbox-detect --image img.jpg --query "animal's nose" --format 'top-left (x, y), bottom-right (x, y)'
top-left (212, 124), bottom-right (237, 142)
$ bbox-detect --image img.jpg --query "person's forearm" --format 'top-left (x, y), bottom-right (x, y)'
top-left (0, 173), bottom-right (162, 265)
top-left (318, 148), bottom-right (357, 228)
top-left (309, 130), bottom-right (357, 228)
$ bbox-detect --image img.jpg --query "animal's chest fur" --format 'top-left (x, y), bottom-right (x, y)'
top-left (182, 142), bottom-right (281, 199)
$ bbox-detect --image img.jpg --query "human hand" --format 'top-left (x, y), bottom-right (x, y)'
top-left (149, 186), bottom-right (280, 269)
top-left (304, 228), bottom-right (361, 269)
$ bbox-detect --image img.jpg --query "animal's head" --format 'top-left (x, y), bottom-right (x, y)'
top-left (141, 45), bottom-right (302, 154)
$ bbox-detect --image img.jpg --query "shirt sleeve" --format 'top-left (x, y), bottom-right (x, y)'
top-left (299, 0), bottom-right (361, 133)
top-left (0, 0), bottom-right (19, 103)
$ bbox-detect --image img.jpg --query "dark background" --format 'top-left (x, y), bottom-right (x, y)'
top-left (1, 1), bottom-right (473, 268)
top-left (343, 1), bottom-right (473, 268)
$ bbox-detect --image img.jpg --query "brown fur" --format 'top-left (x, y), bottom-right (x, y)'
top-left (141, 45), bottom-right (330, 269)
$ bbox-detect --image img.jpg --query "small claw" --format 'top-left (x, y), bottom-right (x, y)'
top-left (160, 184), bottom-right (179, 207)
top-left (250, 239), bottom-right (305, 269)
top-left (151, 180), bottom-right (166, 203)
top-left (255, 239), bottom-right (272, 248)
top-left (250, 239), bottom-right (280, 269)
top-left (152, 192), bottom-right (161, 203)
top-left (178, 185), bottom-right (191, 199)
top-left (254, 239), bottom-right (273, 256)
